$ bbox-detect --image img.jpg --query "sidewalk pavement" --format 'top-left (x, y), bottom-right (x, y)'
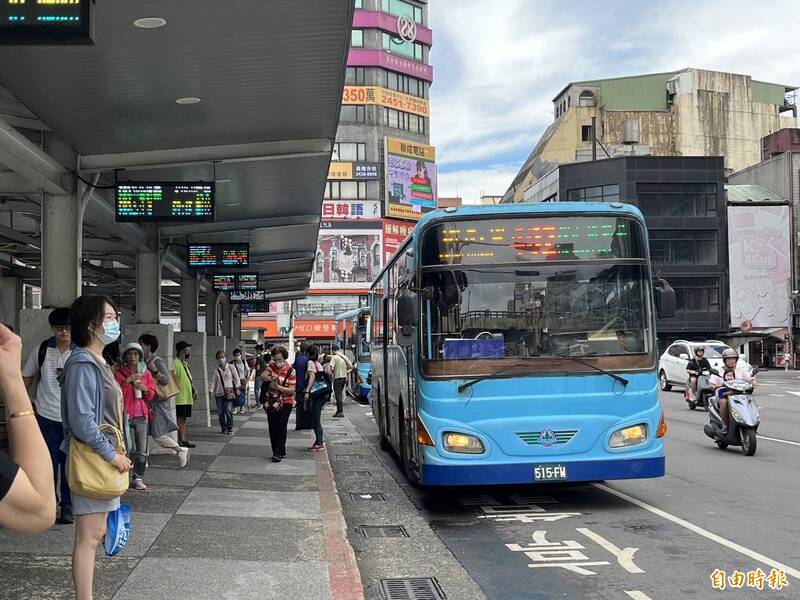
top-left (0, 406), bottom-right (365, 600)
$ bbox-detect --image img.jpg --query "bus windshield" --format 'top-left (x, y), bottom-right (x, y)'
top-left (419, 216), bottom-right (653, 377)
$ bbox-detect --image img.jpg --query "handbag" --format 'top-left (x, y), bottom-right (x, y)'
top-left (155, 369), bottom-right (180, 402)
top-left (309, 362), bottom-right (332, 401)
top-left (104, 503), bottom-right (132, 556)
top-left (68, 377), bottom-right (128, 500)
top-left (219, 367), bottom-right (236, 401)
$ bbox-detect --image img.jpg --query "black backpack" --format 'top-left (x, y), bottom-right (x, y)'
top-left (37, 337), bottom-right (53, 371)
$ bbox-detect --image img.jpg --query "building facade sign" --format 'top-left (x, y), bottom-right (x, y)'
top-left (382, 218), bottom-right (415, 263)
top-left (728, 204), bottom-right (792, 329)
top-left (384, 137), bottom-right (437, 221)
top-left (321, 200), bottom-right (381, 220)
top-left (348, 49), bottom-right (433, 82)
top-left (342, 85), bottom-right (429, 117)
top-left (396, 15), bottom-right (417, 42)
top-left (327, 161), bottom-right (381, 180)
top-left (313, 222), bottom-right (383, 289)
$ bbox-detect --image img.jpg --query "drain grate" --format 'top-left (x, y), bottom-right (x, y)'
top-left (358, 524), bottom-right (409, 538)
top-left (349, 492), bottom-right (385, 501)
top-left (380, 577), bottom-right (445, 600)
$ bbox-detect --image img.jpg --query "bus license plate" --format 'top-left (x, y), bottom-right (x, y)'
top-left (533, 464), bottom-right (567, 482)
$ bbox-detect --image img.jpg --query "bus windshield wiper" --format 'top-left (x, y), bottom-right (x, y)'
top-left (555, 354), bottom-right (629, 387)
top-left (457, 363), bottom-right (529, 393)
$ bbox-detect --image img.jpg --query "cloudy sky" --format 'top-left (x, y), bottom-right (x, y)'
top-left (428, 0), bottom-right (800, 203)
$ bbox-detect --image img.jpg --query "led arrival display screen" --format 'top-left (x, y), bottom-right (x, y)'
top-left (421, 216), bottom-right (646, 266)
top-left (212, 273), bottom-right (259, 292)
top-left (229, 289), bottom-right (266, 304)
top-left (187, 244), bottom-right (249, 268)
top-left (0, 0), bottom-right (94, 45)
top-left (116, 182), bottom-right (214, 222)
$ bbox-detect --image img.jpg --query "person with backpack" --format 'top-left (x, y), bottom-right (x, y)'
top-left (303, 345), bottom-right (331, 451)
top-left (260, 346), bottom-right (296, 462)
top-left (21, 307), bottom-right (75, 524)
top-left (293, 342), bottom-right (313, 430)
top-left (209, 350), bottom-right (241, 435)
top-left (138, 334), bottom-right (189, 468)
top-left (230, 348), bottom-right (250, 415)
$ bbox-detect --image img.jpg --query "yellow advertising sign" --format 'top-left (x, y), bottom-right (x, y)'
top-left (342, 85), bottom-right (430, 118)
top-left (327, 162), bottom-right (353, 180)
top-left (387, 202), bottom-right (424, 221)
top-left (386, 137), bottom-right (436, 161)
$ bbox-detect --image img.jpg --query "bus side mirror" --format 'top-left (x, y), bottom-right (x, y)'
top-left (397, 288), bottom-right (417, 346)
top-left (655, 280), bottom-right (676, 319)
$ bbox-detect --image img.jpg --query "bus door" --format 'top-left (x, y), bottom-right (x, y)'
top-left (382, 296), bottom-right (392, 442)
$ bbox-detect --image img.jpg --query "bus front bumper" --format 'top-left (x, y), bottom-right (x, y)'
top-left (419, 456), bottom-right (664, 486)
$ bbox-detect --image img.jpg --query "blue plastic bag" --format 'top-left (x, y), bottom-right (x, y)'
top-left (104, 503), bottom-right (131, 557)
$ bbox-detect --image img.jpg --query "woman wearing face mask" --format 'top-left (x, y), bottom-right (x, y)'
top-left (115, 342), bottom-right (156, 490)
top-left (261, 346), bottom-right (296, 462)
top-left (61, 295), bottom-right (132, 600)
top-left (209, 351), bottom-right (240, 435)
top-left (230, 348), bottom-right (250, 415)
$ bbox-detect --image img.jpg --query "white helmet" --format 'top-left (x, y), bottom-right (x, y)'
top-left (722, 348), bottom-right (738, 360)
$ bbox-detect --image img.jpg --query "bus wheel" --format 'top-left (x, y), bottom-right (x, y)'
top-left (399, 403), bottom-right (421, 488)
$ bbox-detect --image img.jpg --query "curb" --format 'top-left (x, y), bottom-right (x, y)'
top-left (314, 448), bottom-right (366, 600)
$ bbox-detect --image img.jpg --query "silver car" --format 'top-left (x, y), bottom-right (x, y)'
top-left (658, 340), bottom-right (752, 391)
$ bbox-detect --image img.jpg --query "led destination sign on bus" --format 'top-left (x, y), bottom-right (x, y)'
top-left (212, 273), bottom-right (258, 292)
top-left (187, 244), bottom-right (249, 268)
top-left (116, 182), bottom-right (214, 222)
top-left (0, 0), bottom-right (94, 45)
top-left (423, 217), bottom-right (644, 265)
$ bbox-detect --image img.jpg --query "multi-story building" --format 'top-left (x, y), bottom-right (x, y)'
top-left (505, 68), bottom-right (797, 202)
top-left (521, 155), bottom-right (730, 346)
top-left (244, 0), bottom-right (435, 345)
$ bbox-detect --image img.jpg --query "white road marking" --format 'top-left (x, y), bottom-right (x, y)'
top-left (624, 592), bottom-right (653, 600)
top-left (576, 527), bottom-right (644, 574)
top-left (769, 394), bottom-right (785, 397)
top-left (786, 391), bottom-right (800, 397)
top-left (758, 435), bottom-right (800, 447)
top-left (594, 483), bottom-right (800, 580)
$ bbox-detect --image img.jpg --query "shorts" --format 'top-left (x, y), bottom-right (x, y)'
top-left (175, 404), bottom-right (192, 419)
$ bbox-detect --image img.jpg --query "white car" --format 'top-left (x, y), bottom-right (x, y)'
top-left (658, 340), bottom-right (751, 392)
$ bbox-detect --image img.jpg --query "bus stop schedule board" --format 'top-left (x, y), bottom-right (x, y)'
top-left (0, 0), bottom-right (93, 45)
top-left (188, 244), bottom-right (249, 268)
top-left (229, 290), bottom-right (266, 304)
top-left (212, 273), bottom-right (258, 292)
top-left (116, 183), bottom-right (214, 222)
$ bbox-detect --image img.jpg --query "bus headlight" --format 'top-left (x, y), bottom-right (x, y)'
top-left (609, 424), bottom-right (648, 448)
top-left (443, 432), bottom-right (485, 454)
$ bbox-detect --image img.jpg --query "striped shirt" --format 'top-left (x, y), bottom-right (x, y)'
top-left (22, 340), bottom-right (73, 422)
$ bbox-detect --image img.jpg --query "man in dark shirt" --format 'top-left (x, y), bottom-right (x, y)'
top-left (293, 343), bottom-right (312, 430)
top-left (686, 346), bottom-right (712, 401)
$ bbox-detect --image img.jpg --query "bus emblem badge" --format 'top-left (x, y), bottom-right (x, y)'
top-left (539, 429), bottom-right (557, 447)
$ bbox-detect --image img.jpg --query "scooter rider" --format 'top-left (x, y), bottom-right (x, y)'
top-left (716, 368), bottom-right (737, 435)
top-left (686, 346), bottom-right (712, 401)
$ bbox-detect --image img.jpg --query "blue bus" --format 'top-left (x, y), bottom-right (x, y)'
top-left (334, 307), bottom-right (372, 404)
top-left (369, 202), bottom-right (674, 486)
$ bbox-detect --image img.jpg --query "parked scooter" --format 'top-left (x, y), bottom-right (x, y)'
top-left (703, 371), bottom-right (760, 456)
top-left (685, 368), bottom-right (717, 410)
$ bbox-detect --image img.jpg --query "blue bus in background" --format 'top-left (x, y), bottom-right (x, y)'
top-left (369, 202), bottom-right (675, 486)
top-left (334, 307), bottom-right (372, 404)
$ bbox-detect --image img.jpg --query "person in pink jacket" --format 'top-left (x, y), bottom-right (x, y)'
top-left (115, 342), bottom-right (156, 490)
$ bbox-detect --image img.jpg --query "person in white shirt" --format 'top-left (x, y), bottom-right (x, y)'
top-left (209, 351), bottom-right (241, 434)
top-left (230, 348), bottom-right (250, 415)
top-left (21, 307), bottom-right (75, 524)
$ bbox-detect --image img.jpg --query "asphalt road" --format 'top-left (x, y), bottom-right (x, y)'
top-left (341, 370), bottom-right (800, 600)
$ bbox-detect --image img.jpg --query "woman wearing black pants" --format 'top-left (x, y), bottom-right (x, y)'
top-left (261, 346), bottom-right (296, 463)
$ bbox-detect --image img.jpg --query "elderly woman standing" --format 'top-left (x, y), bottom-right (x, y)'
top-left (115, 342), bottom-right (156, 491)
top-left (62, 295), bottom-right (132, 600)
top-left (261, 346), bottom-right (296, 462)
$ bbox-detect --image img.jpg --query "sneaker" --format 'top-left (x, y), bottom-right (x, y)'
top-left (309, 443), bottom-right (325, 451)
top-left (57, 507), bottom-right (74, 524)
top-left (179, 440), bottom-right (197, 448)
top-left (177, 447), bottom-right (190, 468)
top-left (132, 478), bottom-right (147, 491)
top-left (278, 454), bottom-right (287, 459)
top-left (271, 456), bottom-right (282, 463)
top-left (721, 426), bottom-right (728, 435)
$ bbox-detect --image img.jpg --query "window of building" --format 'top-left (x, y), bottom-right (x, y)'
top-left (383, 107), bottom-right (426, 134)
top-left (351, 29), bottom-right (364, 48)
top-left (297, 295), bottom-right (360, 317)
top-left (355, 0), bottom-right (363, 8)
top-left (568, 96), bottom-right (571, 108)
top-left (637, 183), bottom-right (718, 218)
top-left (382, 32), bottom-right (425, 61)
top-left (566, 184), bottom-right (620, 203)
top-left (340, 105), bottom-right (366, 123)
top-left (669, 278), bottom-right (720, 313)
top-left (386, 71), bottom-right (427, 98)
top-left (333, 142), bottom-right (367, 161)
top-left (325, 180), bottom-right (368, 200)
top-left (382, 0), bottom-right (424, 24)
top-left (345, 67), bottom-right (366, 86)
top-left (581, 124), bottom-right (592, 142)
top-left (579, 90), bottom-right (596, 107)
top-left (649, 230), bottom-right (718, 265)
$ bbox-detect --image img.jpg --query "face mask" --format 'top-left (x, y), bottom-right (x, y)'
top-left (234, 355), bottom-right (241, 362)
top-left (95, 319), bottom-right (120, 346)
top-left (274, 359), bottom-right (285, 368)
top-left (218, 357), bottom-right (227, 366)
top-left (184, 352), bottom-right (191, 360)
